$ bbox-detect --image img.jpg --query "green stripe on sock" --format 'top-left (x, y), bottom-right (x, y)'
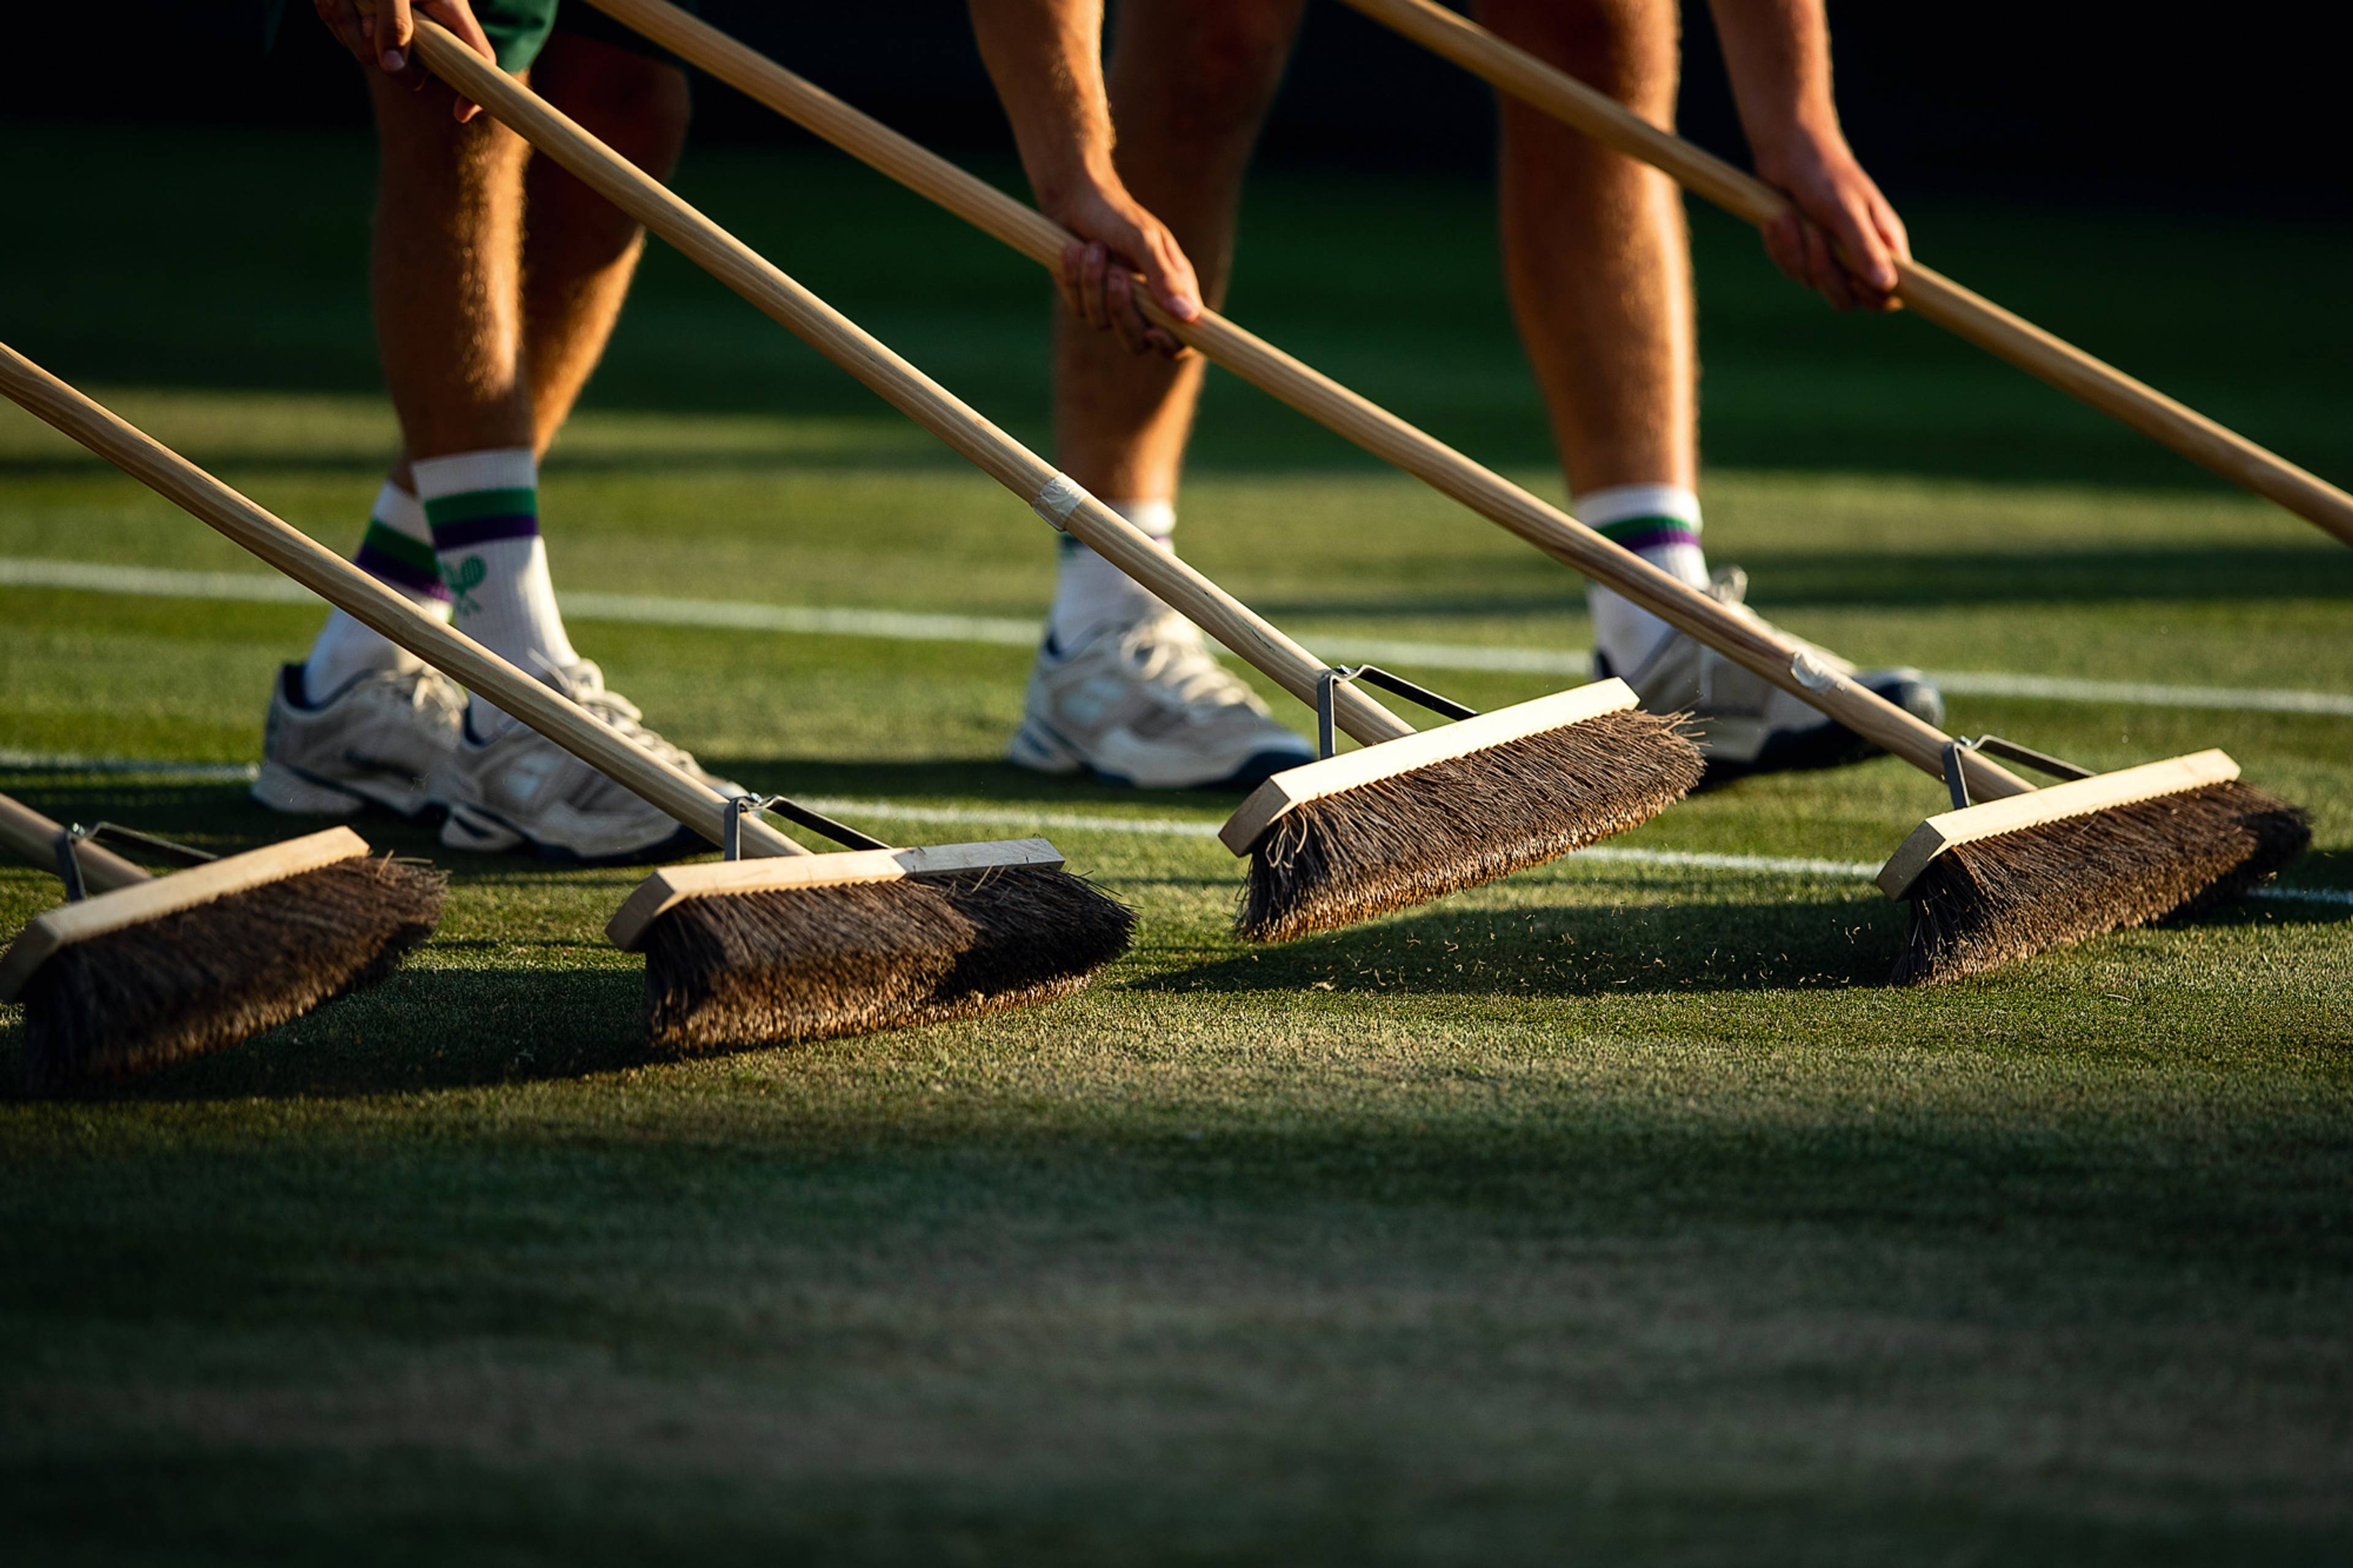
top-left (360, 519), bottom-right (439, 574)
top-left (1593, 513), bottom-right (1700, 545)
top-left (422, 486), bottom-right (537, 526)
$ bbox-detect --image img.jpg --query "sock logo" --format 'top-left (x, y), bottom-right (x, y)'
top-left (443, 555), bottom-right (487, 616)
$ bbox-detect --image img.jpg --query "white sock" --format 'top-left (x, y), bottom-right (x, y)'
top-left (1048, 497), bottom-right (1176, 651)
top-left (415, 447), bottom-right (577, 732)
top-left (1576, 483), bottom-right (1709, 674)
top-left (304, 479), bottom-right (450, 702)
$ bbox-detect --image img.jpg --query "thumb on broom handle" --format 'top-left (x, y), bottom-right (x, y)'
top-left (412, 20), bottom-right (1412, 748)
top-left (1335, 0), bottom-right (2353, 550)
top-left (0, 344), bottom-right (806, 859)
top-left (0, 793), bottom-right (151, 895)
top-left (572, 0), bottom-right (2026, 800)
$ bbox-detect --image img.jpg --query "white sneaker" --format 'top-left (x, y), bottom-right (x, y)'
top-left (1601, 567), bottom-right (1945, 778)
top-left (252, 661), bottom-right (465, 820)
top-left (435, 660), bottom-right (745, 863)
top-left (1009, 610), bottom-right (1315, 790)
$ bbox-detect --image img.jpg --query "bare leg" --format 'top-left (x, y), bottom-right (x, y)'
top-left (1013, 0), bottom-right (1320, 788)
top-left (1053, 0), bottom-right (1308, 499)
top-left (301, 66), bottom-right (535, 700)
top-left (1479, 0), bottom-right (1695, 495)
top-left (518, 32), bottom-right (692, 454)
top-left (367, 34), bottom-right (689, 491)
top-left (367, 64), bottom-right (536, 471)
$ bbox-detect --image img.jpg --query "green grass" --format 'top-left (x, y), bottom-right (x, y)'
top-left (2, 123), bottom-right (2350, 1564)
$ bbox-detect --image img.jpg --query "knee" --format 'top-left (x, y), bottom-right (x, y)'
top-left (1126, 1), bottom-right (1303, 145)
top-left (1476, 0), bottom-right (1678, 119)
top-left (542, 44), bottom-right (692, 179)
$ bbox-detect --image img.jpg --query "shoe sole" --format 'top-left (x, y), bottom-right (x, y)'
top-left (441, 801), bottom-right (708, 866)
top-left (1692, 675), bottom-right (1944, 788)
top-left (1013, 729), bottom-right (1314, 793)
top-left (252, 760), bottom-right (436, 822)
top-left (1007, 717), bottom-right (1085, 776)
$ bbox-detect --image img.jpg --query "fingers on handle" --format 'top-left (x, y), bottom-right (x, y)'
top-left (1800, 221), bottom-right (1859, 312)
top-left (376, 0), bottom-right (415, 69)
top-left (1760, 212), bottom-right (1809, 291)
top-left (1078, 243), bottom-right (1112, 331)
top-left (1107, 272), bottom-right (1153, 357)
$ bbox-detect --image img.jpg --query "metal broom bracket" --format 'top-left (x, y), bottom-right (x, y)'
top-left (53, 821), bottom-right (218, 901)
top-left (1941, 734), bottom-right (2099, 809)
top-left (722, 794), bottom-right (893, 860)
top-left (1314, 665), bottom-right (1480, 760)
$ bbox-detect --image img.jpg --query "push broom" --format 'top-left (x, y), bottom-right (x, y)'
top-left (1336, 0), bottom-right (2353, 551)
top-left (0, 343), bottom-right (1133, 1048)
top-left (0, 791), bottom-right (442, 1092)
top-left (574, 0), bottom-right (2310, 982)
top-left (411, 18), bottom-right (1706, 945)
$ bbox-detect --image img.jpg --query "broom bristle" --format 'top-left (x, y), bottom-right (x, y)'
top-left (639, 864), bottom-right (1135, 1051)
top-left (1892, 780), bottom-right (2309, 985)
top-left (18, 856), bottom-right (446, 1091)
top-left (1235, 706), bottom-right (1703, 944)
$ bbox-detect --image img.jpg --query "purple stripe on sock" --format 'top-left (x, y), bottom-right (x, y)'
top-left (356, 541), bottom-right (453, 599)
top-left (430, 512), bottom-right (539, 551)
top-left (1610, 524), bottom-right (1702, 556)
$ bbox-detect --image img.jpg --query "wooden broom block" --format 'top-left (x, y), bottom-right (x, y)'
top-left (606, 838), bottom-right (1066, 950)
top-left (0, 827), bottom-right (371, 1001)
top-left (1218, 680), bottom-right (1639, 854)
top-left (1876, 750), bottom-right (2241, 898)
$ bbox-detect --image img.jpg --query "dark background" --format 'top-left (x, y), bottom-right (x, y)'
top-left (10, 2), bottom-right (2347, 220)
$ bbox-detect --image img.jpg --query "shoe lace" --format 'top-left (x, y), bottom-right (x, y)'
top-left (548, 661), bottom-right (699, 768)
top-left (392, 665), bottom-right (466, 719)
top-left (1118, 612), bottom-right (1259, 716)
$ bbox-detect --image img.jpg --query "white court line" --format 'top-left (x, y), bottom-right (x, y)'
top-left (7, 555), bottom-right (2351, 717)
top-left (0, 751), bottom-right (2341, 907)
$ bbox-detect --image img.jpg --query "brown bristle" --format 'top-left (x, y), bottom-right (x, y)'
top-left (639, 864), bottom-right (1135, 1051)
top-left (19, 856), bottom-right (446, 1092)
top-left (1234, 706), bottom-right (1703, 944)
top-left (1892, 780), bottom-right (2309, 985)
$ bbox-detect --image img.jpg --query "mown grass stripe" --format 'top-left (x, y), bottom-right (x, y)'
top-left (4, 555), bottom-right (2350, 718)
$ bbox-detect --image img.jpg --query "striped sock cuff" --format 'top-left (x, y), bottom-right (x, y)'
top-left (354, 517), bottom-right (452, 599)
top-left (423, 486), bottom-right (540, 551)
top-left (1592, 516), bottom-right (1703, 555)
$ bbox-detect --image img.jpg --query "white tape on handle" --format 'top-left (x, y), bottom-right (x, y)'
top-left (1033, 474), bottom-right (1083, 532)
top-left (1790, 649), bottom-right (1840, 693)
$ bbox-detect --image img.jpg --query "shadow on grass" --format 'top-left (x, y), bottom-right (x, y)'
top-left (698, 756), bottom-right (1252, 817)
top-left (0, 762), bottom-right (1238, 860)
top-left (1140, 892), bottom-right (1901, 1000)
top-left (2186, 848), bottom-right (2353, 929)
top-left (0, 962), bottom-right (663, 1105)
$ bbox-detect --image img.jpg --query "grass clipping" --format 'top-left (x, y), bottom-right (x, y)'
top-left (1236, 706), bottom-right (1703, 944)
top-left (1893, 779), bottom-right (2309, 985)
top-left (640, 864), bottom-right (1136, 1051)
top-left (20, 856), bottom-right (446, 1091)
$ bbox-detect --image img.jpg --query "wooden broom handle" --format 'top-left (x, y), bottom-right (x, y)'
top-left (1336, 0), bottom-right (2353, 550)
top-left (414, 20), bottom-right (1412, 747)
top-left (0, 792), bottom-right (151, 895)
top-left (572, 0), bottom-right (2028, 800)
top-left (0, 344), bottom-right (806, 860)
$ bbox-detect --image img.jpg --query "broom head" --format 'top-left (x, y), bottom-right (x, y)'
top-left (1881, 749), bottom-right (2309, 985)
top-left (2, 827), bottom-right (445, 1092)
top-left (1220, 678), bottom-right (1703, 944)
top-left (608, 836), bottom-right (1134, 1051)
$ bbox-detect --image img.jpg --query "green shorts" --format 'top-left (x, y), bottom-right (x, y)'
top-left (264, 1), bottom-right (699, 74)
top-left (470, 0), bottom-right (700, 73)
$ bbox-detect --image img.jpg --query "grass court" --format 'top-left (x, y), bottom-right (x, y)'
top-left (2, 124), bottom-right (2349, 1561)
